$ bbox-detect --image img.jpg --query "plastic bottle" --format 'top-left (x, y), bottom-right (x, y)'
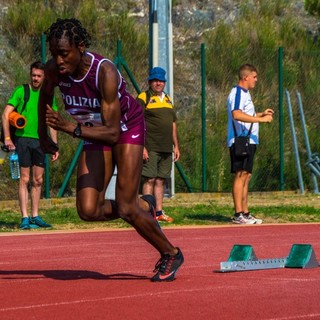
top-left (9, 151), bottom-right (20, 180)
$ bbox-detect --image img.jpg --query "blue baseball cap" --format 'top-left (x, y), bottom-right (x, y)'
top-left (147, 67), bottom-right (167, 82)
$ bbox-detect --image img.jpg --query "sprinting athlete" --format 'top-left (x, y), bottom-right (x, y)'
top-left (38, 18), bottom-right (184, 282)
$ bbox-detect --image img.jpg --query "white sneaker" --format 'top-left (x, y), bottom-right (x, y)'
top-left (232, 214), bottom-right (250, 224)
top-left (243, 213), bottom-right (263, 224)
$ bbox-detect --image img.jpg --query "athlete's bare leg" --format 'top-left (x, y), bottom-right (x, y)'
top-left (75, 145), bottom-right (176, 256)
top-left (76, 148), bottom-right (152, 220)
top-left (113, 143), bottom-right (177, 256)
top-left (76, 149), bottom-right (119, 221)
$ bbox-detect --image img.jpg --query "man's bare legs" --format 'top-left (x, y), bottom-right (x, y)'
top-left (19, 165), bottom-right (49, 229)
top-left (142, 177), bottom-right (154, 194)
top-left (30, 165), bottom-right (44, 217)
top-left (142, 177), bottom-right (165, 212)
top-left (154, 178), bottom-right (165, 212)
top-left (19, 167), bottom-right (31, 219)
top-left (242, 172), bottom-right (251, 213)
top-left (232, 169), bottom-right (260, 224)
top-left (232, 170), bottom-right (251, 213)
top-left (19, 166), bottom-right (44, 217)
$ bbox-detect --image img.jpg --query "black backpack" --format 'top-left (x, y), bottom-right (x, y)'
top-left (1, 84), bottom-right (30, 151)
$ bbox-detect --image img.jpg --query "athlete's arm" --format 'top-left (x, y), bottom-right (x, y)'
top-left (45, 60), bottom-right (121, 146)
top-left (37, 59), bottom-right (59, 154)
top-left (80, 59), bottom-right (121, 145)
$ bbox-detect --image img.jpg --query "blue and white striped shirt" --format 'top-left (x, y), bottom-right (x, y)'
top-left (227, 85), bottom-right (259, 147)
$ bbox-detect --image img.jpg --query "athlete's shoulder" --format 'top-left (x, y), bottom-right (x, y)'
top-left (96, 55), bottom-right (117, 77)
top-left (89, 51), bottom-right (106, 61)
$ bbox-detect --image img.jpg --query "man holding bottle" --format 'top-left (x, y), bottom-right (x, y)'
top-left (1, 61), bottom-right (59, 229)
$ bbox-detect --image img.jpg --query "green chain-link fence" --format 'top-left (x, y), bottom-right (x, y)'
top-left (1, 40), bottom-right (320, 200)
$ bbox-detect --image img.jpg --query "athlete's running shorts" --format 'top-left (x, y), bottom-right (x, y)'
top-left (83, 122), bottom-right (145, 151)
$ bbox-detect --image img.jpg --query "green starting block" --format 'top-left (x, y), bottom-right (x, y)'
top-left (216, 244), bottom-right (319, 272)
top-left (227, 244), bottom-right (257, 262)
top-left (285, 244), bottom-right (319, 268)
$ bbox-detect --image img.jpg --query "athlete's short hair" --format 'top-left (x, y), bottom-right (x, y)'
top-left (45, 18), bottom-right (91, 48)
top-left (239, 64), bottom-right (257, 80)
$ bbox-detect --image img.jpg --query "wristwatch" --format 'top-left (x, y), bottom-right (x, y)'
top-left (73, 123), bottom-right (82, 138)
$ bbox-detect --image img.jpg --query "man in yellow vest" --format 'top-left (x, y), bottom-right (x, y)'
top-left (137, 67), bottom-right (180, 223)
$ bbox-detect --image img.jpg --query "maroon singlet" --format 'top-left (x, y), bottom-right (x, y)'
top-left (57, 52), bottom-right (145, 150)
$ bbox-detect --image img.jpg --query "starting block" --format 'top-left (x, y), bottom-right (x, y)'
top-left (216, 244), bottom-right (319, 273)
top-left (285, 244), bottom-right (319, 269)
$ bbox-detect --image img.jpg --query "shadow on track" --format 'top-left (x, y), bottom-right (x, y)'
top-left (0, 270), bottom-right (149, 281)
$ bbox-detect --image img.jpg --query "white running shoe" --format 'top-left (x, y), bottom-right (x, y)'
top-left (243, 213), bottom-right (263, 224)
top-left (232, 213), bottom-right (254, 224)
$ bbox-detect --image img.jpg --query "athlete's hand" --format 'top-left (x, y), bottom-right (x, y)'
top-left (45, 105), bottom-right (69, 132)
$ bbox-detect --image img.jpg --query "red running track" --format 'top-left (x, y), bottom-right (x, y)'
top-left (0, 224), bottom-right (319, 320)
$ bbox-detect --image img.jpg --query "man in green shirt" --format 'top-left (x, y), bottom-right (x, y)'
top-left (1, 61), bottom-right (59, 229)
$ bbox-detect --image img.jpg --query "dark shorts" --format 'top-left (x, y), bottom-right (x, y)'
top-left (230, 144), bottom-right (256, 173)
top-left (142, 151), bottom-right (173, 179)
top-left (83, 122), bottom-right (145, 152)
top-left (15, 137), bottom-right (45, 168)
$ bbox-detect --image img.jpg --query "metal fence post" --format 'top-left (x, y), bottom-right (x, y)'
top-left (285, 90), bottom-right (304, 194)
top-left (41, 33), bottom-right (51, 199)
top-left (278, 47), bottom-right (284, 191)
top-left (201, 43), bottom-right (207, 192)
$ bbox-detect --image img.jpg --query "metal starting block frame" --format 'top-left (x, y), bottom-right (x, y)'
top-left (216, 244), bottom-right (319, 273)
top-left (220, 257), bottom-right (287, 272)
